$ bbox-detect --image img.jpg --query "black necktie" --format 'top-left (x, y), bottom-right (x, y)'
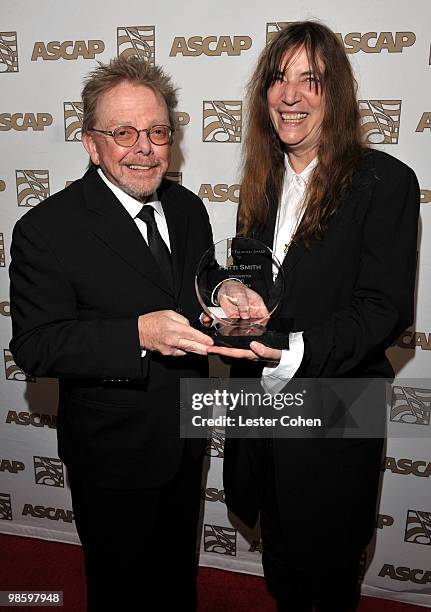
top-left (137, 205), bottom-right (173, 289)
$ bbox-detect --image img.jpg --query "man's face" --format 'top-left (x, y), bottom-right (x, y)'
top-left (83, 81), bottom-right (171, 200)
top-left (267, 46), bottom-right (325, 166)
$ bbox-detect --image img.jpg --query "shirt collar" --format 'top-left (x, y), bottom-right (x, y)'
top-left (97, 168), bottom-right (165, 220)
top-left (284, 154), bottom-right (318, 184)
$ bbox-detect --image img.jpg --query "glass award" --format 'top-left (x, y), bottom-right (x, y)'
top-left (195, 237), bottom-right (291, 349)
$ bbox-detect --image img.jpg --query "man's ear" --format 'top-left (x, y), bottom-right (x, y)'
top-left (82, 132), bottom-right (100, 166)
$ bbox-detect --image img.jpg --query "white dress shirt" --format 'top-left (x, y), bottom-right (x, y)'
top-left (97, 169), bottom-right (171, 356)
top-left (262, 156), bottom-right (317, 393)
top-left (97, 168), bottom-right (171, 250)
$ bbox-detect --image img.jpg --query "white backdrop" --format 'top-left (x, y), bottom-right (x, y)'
top-left (0, 1), bottom-right (430, 608)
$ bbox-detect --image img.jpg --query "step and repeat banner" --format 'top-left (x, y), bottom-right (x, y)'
top-left (0, 0), bottom-right (430, 608)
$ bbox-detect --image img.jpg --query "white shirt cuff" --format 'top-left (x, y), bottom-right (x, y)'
top-left (261, 331), bottom-right (304, 394)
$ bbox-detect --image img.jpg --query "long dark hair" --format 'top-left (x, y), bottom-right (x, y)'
top-left (239, 21), bottom-right (366, 243)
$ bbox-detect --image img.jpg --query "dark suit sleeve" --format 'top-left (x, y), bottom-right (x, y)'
top-left (9, 217), bottom-right (146, 380)
top-left (301, 162), bottom-right (420, 377)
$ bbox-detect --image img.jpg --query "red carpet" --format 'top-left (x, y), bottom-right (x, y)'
top-left (0, 534), bottom-right (427, 611)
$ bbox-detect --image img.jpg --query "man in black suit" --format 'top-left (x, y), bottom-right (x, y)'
top-left (9, 56), bottom-right (214, 611)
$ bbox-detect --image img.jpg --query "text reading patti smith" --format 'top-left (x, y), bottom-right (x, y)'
top-left (190, 389), bottom-right (322, 428)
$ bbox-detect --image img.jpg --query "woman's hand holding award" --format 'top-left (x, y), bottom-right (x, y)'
top-left (195, 237), bottom-right (290, 349)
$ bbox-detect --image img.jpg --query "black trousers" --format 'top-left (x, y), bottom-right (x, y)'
top-left (260, 446), bottom-right (361, 612)
top-left (67, 442), bottom-right (204, 612)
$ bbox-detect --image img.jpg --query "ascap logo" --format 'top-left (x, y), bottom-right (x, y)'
top-left (382, 457), bottom-right (431, 478)
top-left (4, 350), bottom-right (35, 382)
top-left (0, 301), bottom-right (10, 316)
top-left (203, 101), bottom-right (242, 143)
top-left (266, 23), bottom-right (294, 45)
top-left (0, 31), bottom-right (18, 72)
top-left (0, 113), bottom-right (53, 131)
top-left (337, 32), bottom-right (415, 54)
top-left (205, 427), bottom-right (225, 458)
top-left (249, 540), bottom-right (263, 553)
top-left (378, 564), bottom-right (431, 584)
top-left (22, 504), bottom-right (74, 523)
top-left (416, 112), bottom-right (431, 132)
top-left (6, 411), bottom-right (56, 429)
top-left (198, 183), bottom-right (240, 204)
top-left (16, 170), bottom-right (50, 207)
top-left (0, 234), bottom-right (4, 267)
top-left (377, 514), bottom-right (394, 529)
top-left (405, 510), bottom-right (431, 545)
top-left (170, 35), bottom-right (251, 57)
top-left (64, 102), bottom-right (83, 141)
top-left (394, 330), bottom-right (431, 351)
top-left (0, 493), bottom-right (12, 520)
top-left (203, 487), bottom-right (225, 503)
top-left (265, 25), bottom-right (415, 54)
top-left (421, 190), bottom-right (431, 204)
top-left (34, 457), bottom-right (64, 487)
top-left (117, 26), bottom-right (155, 65)
top-left (166, 172), bottom-right (182, 185)
top-left (390, 386), bottom-right (431, 426)
top-left (174, 112), bottom-right (190, 127)
top-left (359, 100), bottom-right (401, 144)
top-left (31, 40), bottom-right (104, 61)
top-left (0, 459), bottom-right (25, 474)
top-left (204, 524), bottom-right (236, 556)
top-left (0, 180), bottom-right (5, 191)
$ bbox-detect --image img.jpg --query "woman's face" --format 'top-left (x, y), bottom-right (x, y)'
top-left (267, 46), bottom-right (325, 166)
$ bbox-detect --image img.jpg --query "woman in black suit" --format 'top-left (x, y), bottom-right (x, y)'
top-left (209, 21), bottom-right (420, 612)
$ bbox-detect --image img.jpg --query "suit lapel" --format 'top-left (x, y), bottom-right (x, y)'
top-left (82, 168), bottom-right (174, 296)
top-left (159, 180), bottom-right (189, 299)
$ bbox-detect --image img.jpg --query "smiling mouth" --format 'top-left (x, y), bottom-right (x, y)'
top-left (281, 112), bottom-right (308, 121)
top-left (125, 164), bottom-right (158, 171)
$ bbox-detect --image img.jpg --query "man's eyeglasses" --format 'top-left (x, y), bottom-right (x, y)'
top-left (88, 125), bottom-right (174, 147)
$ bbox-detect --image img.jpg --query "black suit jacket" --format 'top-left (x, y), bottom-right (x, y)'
top-left (9, 168), bottom-right (213, 488)
top-left (223, 150), bottom-right (420, 567)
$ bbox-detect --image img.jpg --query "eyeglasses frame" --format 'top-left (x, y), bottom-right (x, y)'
top-left (88, 124), bottom-right (175, 147)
